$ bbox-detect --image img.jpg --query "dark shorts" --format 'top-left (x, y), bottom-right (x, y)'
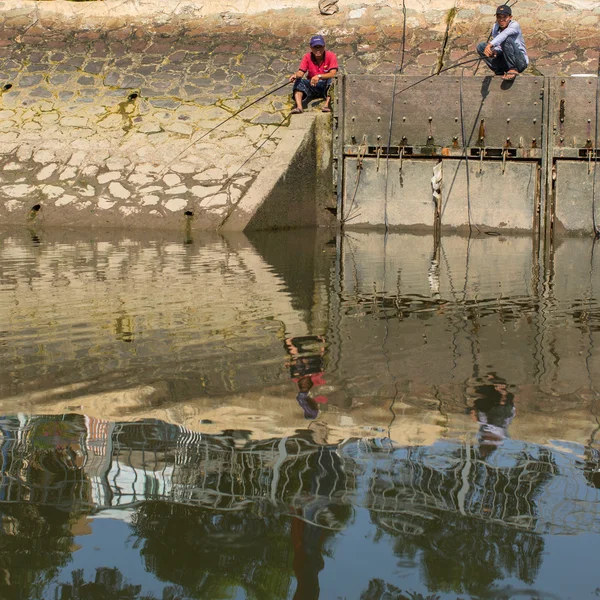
top-left (292, 78), bottom-right (332, 102)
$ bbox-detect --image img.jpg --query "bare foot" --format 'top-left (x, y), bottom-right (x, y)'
top-left (502, 70), bottom-right (518, 81)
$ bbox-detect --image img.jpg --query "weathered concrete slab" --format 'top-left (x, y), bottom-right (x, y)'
top-left (342, 157), bottom-right (435, 228)
top-left (343, 156), bottom-right (537, 231)
top-left (551, 76), bottom-right (599, 152)
top-left (554, 161), bottom-right (600, 234)
top-left (440, 159), bottom-right (538, 231)
top-left (0, 84), bottom-right (290, 230)
top-left (549, 76), bottom-right (599, 235)
top-left (344, 75), bottom-right (544, 153)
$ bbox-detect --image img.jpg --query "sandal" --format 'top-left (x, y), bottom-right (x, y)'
top-left (290, 107), bottom-right (303, 114)
top-left (502, 70), bottom-right (518, 81)
top-left (322, 106), bottom-right (331, 113)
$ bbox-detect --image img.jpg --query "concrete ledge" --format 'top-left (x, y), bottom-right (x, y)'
top-left (220, 113), bottom-right (318, 231)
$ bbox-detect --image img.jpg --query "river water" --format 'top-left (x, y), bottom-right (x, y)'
top-left (1, 226), bottom-right (599, 600)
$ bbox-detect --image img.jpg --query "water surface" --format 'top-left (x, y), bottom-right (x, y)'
top-left (1, 227), bottom-right (599, 599)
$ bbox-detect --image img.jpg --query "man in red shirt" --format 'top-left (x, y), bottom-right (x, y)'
top-left (289, 35), bottom-right (339, 114)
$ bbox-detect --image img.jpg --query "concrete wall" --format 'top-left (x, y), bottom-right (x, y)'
top-left (338, 74), bottom-right (600, 234)
top-left (0, 0), bottom-right (597, 231)
top-left (221, 112), bottom-right (336, 231)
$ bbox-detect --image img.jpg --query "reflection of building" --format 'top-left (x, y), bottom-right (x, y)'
top-left (84, 416), bottom-right (114, 507)
top-left (1, 415), bottom-right (600, 536)
top-left (366, 443), bottom-right (556, 533)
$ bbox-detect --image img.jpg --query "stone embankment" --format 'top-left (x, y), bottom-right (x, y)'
top-left (0, 0), bottom-right (598, 230)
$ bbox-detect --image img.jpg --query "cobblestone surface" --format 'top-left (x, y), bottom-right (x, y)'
top-left (0, 3), bottom-right (598, 229)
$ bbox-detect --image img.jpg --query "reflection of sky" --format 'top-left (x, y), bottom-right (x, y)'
top-left (538, 533), bottom-right (600, 599)
top-left (46, 511), bottom-right (169, 599)
top-left (320, 509), bottom-right (600, 600)
top-left (320, 507), bottom-right (425, 597)
top-left (20, 448), bottom-right (600, 600)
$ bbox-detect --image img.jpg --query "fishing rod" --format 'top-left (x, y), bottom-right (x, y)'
top-left (392, 57), bottom-right (481, 99)
top-left (158, 80), bottom-right (292, 177)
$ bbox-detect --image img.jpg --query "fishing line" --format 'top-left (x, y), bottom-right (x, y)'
top-left (459, 67), bottom-right (481, 235)
top-left (592, 54), bottom-right (600, 238)
top-left (158, 80), bottom-right (292, 177)
top-left (392, 57), bottom-right (480, 99)
top-left (217, 113), bottom-right (291, 229)
top-left (382, 0), bottom-right (406, 231)
top-left (61, 80), bottom-right (292, 194)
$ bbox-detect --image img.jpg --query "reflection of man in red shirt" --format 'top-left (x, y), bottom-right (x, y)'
top-left (289, 35), bottom-right (338, 114)
top-left (285, 336), bottom-right (328, 419)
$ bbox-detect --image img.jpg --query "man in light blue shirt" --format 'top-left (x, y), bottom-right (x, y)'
top-left (476, 4), bottom-right (529, 81)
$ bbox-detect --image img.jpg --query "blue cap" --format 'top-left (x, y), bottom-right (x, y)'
top-left (310, 35), bottom-right (326, 47)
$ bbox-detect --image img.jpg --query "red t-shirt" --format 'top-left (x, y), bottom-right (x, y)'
top-left (298, 51), bottom-right (339, 79)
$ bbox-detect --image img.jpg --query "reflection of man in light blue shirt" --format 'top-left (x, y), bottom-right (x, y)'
top-left (476, 4), bottom-right (528, 81)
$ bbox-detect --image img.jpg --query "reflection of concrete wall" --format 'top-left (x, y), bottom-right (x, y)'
top-left (546, 238), bottom-right (600, 391)
top-left (0, 229), bottom-right (327, 403)
top-left (338, 232), bottom-right (537, 384)
top-left (335, 232), bottom-right (600, 444)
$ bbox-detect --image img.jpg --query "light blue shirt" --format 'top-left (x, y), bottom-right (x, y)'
top-left (490, 20), bottom-right (529, 65)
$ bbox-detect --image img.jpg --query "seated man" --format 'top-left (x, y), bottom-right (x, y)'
top-left (476, 4), bottom-right (528, 81)
top-left (289, 35), bottom-right (338, 114)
